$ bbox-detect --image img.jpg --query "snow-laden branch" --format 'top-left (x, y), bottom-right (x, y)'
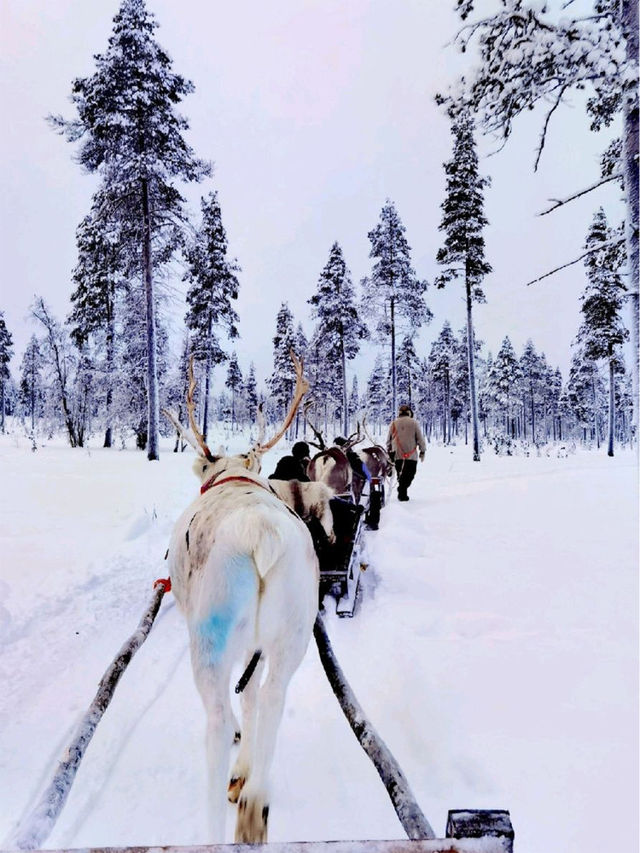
top-left (538, 173), bottom-right (623, 216)
top-left (534, 84), bottom-right (570, 172)
top-left (313, 615), bottom-right (435, 841)
top-left (10, 583), bottom-right (169, 850)
top-left (526, 236), bottom-right (626, 286)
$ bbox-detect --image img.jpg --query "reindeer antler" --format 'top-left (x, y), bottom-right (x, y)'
top-left (161, 407), bottom-right (201, 454)
top-left (343, 421), bottom-right (365, 451)
top-left (302, 399), bottom-right (326, 450)
top-left (256, 351), bottom-right (309, 453)
top-left (187, 356), bottom-right (215, 461)
top-left (361, 414), bottom-right (378, 447)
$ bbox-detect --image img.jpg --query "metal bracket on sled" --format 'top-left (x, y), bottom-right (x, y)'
top-left (447, 809), bottom-right (515, 853)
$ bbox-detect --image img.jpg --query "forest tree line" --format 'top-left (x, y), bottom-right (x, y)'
top-left (0, 0), bottom-right (636, 460)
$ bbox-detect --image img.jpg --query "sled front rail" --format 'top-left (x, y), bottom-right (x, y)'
top-left (18, 840), bottom-right (512, 853)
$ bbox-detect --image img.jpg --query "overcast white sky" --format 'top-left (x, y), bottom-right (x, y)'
top-left (0, 0), bottom-right (626, 388)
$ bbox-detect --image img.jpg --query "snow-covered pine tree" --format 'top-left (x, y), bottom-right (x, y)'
top-left (534, 352), bottom-right (554, 443)
top-left (519, 340), bottom-right (545, 444)
top-left (304, 327), bottom-right (342, 439)
top-left (436, 110), bottom-right (491, 461)
top-left (292, 324), bottom-right (309, 438)
top-left (164, 333), bottom-right (191, 451)
top-left (577, 208), bottom-right (628, 456)
top-left (446, 0), bottom-right (639, 437)
top-left (396, 334), bottom-right (418, 409)
top-left (415, 356), bottom-right (435, 441)
top-left (68, 204), bottom-right (126, 448)
top-left (114, 282), bottom-right (169, 450)
top-left (184, 190), bottom-right (240, 440)
top-left (365, 354), bottom-right (388, 435)
top-left (225, 352), bottom-right (243, 431)
top-left (0, 312), bottom-right (13, 433)
top-left (19, 335), bottom-right (44, 432)
top-left (244, 363), bottom-right (259, 429)
top-left (548, 367), bottom-right (564, 442)
top-left (452, 325), bottom-right (483, 444)
top-left (566, 348), bottom-right (606, 445)
top-left (270, 303), bottom-right (298, 424)
top-left (429, 321), bottom-right (457, 444)
top-left (362, 200), bottom-right (431, 417)
top-left (50, 0), bottom-right (210, 460)
top-left (487, 336), bottom-right (522, 440)
top-left (348, 375), bottom-right (360, 427)
top-left (309, 242), bottom-right (369, 435)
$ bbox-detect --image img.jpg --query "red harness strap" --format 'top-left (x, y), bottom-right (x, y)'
top-left (391, 423), bottom-right (416, 460)
top-left (200, 474), bottom-right (273, 496)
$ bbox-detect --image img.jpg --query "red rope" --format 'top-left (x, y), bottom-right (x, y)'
top-left (200, 474), bottom-right (272, 496)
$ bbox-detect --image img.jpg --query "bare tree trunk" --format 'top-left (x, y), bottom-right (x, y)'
top-left (621, 0), bottom-right (639, 441)
top-left (592, 376), bottom-right (600, 448)
top-left (103, 305), bottom-right (114, 448)
top-left (0, 381), bottom-right (5, 434)
top-left (465, 275), bottom-right (481, 461)
top-left (142, 178), bottom-right (159, 461)
top-left (608, 353), bottom-right (616, 457)
top-left (530, 386), bottom-right (536, 443)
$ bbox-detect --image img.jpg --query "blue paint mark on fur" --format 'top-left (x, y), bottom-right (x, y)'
top-left (197, 555), bottom-right (256, 664)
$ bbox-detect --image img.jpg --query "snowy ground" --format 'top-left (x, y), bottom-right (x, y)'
top-left (0, 432), bottom-right (637, 852)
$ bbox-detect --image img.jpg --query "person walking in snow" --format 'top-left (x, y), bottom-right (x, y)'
top-left (386, 404), bottom-right (426, 501)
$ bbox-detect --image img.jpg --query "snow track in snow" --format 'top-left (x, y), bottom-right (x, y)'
top-left (1, 438), bottom-right (637, 851)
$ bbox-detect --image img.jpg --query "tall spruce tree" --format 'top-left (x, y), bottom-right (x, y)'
top-left (487, 336), bottom-right (522, 439)
top-left (577, 208), bottom-right (628, 456)
top-left (348, 375), bottom-right (360, 426)
top-left (19, 335), bottom-right (44, 432)
top-left (68, 205), bottom-right (125, 447)
top-left (0, 312), bottom-right (14, 433)
top-left (50, 0), bottom-right (210, 459)
top-left (270, 303), bottom-right (297, 422)
top-left (362, 200), bottom-right (431, 417)
top-left (184, 191), bottom-right (240, 440)
top-left (397, 335), bottom-right (418, 409)
top-left (520, 340), bottom-right (544, 444)
top-left (244, 363), bottom-right (259, 427)
top-left (309, 242), bottom-right (368, 434)
top-left (567, 348), bottom-right (605, 444)
top-left (225, 352), bottom-right (243, 430)
top-left (436, 110), bottom-right (491, 461)
top-left (429, 321), bottom-right (457, 444)
top-left (365, 354), bottom-right (388, 433)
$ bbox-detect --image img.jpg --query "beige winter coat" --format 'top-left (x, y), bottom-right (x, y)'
top-left (386, 415), bottom-right (426, 462)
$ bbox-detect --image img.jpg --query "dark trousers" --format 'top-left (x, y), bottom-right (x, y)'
top-left (395, 459), bottom-right (417, 496)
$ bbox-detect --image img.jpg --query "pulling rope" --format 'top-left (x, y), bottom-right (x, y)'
top-left (11, 579), bottom-right (171, 851)
top-left (313, 614), bottom-right (435, 841)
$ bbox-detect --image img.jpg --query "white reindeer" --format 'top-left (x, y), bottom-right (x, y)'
top-left (163, 355), bottom-right (318, 843)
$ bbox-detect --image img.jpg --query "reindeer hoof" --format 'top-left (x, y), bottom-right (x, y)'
top-left (227, 775), bottom-right (245, 803)
top-left (235, 797), bottom-right (269, 843)
top-left (233, 730), bottom-right (241, 744)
